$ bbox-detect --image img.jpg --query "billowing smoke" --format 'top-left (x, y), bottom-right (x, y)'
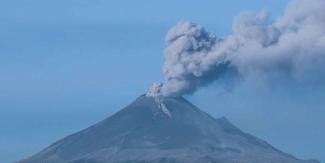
top-left (160, 0), bottom-right (325, 97)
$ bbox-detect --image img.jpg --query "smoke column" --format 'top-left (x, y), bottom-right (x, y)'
top-left (160, 0), bottom-right (325, 97)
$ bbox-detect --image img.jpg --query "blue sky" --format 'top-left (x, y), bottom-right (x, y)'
top-left (1, 0), bottom-right (324, 162)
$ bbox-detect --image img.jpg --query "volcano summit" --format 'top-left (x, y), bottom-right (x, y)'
top-left (18, 87), bottom-right (319, 163)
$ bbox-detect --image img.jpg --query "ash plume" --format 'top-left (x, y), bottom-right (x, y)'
top-left (160, 0), bottom-right (325, 97)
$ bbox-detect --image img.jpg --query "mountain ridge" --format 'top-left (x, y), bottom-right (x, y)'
top-left (17, 95), bottom-right (320, 163)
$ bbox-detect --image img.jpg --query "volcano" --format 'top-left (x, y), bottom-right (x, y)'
top-left (18, 92), bottom-right (319, 163)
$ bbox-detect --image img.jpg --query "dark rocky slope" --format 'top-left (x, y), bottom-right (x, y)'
top-left (18, 95), bottom-right (320, 163)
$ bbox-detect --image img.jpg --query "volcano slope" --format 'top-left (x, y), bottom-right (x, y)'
top-left (18, 95), bottom-right (319, 163)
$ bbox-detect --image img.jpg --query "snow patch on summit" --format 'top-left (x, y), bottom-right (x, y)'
top-left (155, 98), bottom-right (171, 117)
top-left (147, 83), bottom-right (171, 117)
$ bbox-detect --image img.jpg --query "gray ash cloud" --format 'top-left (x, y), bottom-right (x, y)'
top-left (160, 0), bottom-right (325, 96)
